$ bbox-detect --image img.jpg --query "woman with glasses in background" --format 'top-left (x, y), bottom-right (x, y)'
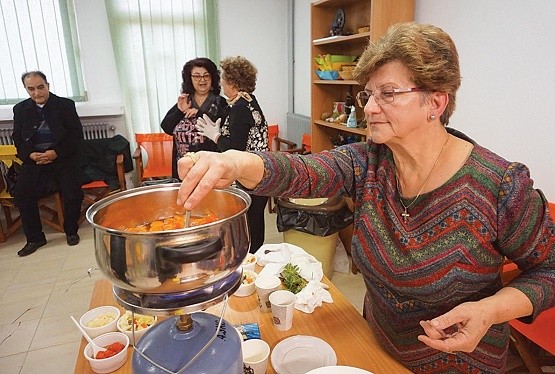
top-left (161, 57), bottom-right (227, 179)
top-left (176, 23), bottom-right (554, 373)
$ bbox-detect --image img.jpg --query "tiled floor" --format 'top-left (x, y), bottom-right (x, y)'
top-left (0, 209), bottom-right (365, 373)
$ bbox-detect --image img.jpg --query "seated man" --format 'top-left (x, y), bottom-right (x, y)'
top-left (12, 71), bottom-right (85, 257)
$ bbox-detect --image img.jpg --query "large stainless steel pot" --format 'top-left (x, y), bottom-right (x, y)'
top-left (86, 184), bottom-right (251, 294)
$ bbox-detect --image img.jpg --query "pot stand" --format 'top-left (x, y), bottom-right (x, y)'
top-left (112, 268), bottom-right (241, 316)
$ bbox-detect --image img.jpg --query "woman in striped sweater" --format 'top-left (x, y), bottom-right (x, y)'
top-left (176, 23), bottom-right (555, 373)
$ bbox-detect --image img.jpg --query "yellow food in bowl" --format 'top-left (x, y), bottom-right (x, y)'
top-left (86, 312), bottom-right (118, 328)
top-left (117, 311), bottom-right (156, 332)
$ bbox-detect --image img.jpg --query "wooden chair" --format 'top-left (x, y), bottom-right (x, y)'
top-left (132, 133), bottom-right (173, 184)
top-left (504, 201), bottom-right (555, 373)
top-left (0, 145), bottom-right (65, 241)
top-left (274, 133), bottom-right (312, 155)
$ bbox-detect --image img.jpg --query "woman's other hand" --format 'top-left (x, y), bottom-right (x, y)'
top-left (417, 301), bottom-right (495, 354)
top-left (183, 108), bottom-right (198, 118)
top-left (177, 94), bottom-right (191, 113)
top-left (177, 150), bottom-right (265, 210)
top-left (418, 287), bottom-right (533, 354)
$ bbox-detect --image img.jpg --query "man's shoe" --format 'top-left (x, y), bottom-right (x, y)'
top-left (67, 234), bottom-right (80, 246)
top-left (18, 240), bottom-right (47, 257)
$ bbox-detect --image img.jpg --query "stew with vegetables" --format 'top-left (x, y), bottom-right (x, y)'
top-left (124, 213), bottom-right (218, 232)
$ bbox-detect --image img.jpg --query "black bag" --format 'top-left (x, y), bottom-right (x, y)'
top-left (4, 162), bottom-right (21, 195)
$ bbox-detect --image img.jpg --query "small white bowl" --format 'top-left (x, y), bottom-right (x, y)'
top-left (241, 253), bottom-right (257, 272)
top-left (84, 331), bottom-right (129, 373)
top-left (80, 306), bottom-right (120, 339)
top-left (234, 270), bottom-right (258, 297)
top-left (116, 311), bottom-right (157, 345)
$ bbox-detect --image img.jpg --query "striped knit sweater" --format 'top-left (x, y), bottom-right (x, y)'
top-left (253, 129), bottom-right (555, 373)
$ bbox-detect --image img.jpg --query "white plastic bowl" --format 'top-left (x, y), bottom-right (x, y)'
top-left (84, 331), bottom-right (129, 373)
top-left (234, 270), bottom-right (258, 297)
top-left (116, 311), bottom-right (157, 345)
top-left (241, 253), bottom-right (257, 272)
top-left (79, 306), bottom-right (120, 339)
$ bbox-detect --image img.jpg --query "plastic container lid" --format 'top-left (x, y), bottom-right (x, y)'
top-left (278, 197), bottom-right (345, 212)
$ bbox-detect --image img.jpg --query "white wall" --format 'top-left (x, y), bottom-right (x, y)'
top-left (218, 0), bottom-right (288, 129)
top-left (414, 0), bottom-right (555, 200)
top-left (293, 0), bottom-right (311, 117)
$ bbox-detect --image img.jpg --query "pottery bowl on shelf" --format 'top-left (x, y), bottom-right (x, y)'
top-left (315, 70), bottom-right (339, 80)
top-left (338, 70), bottom-right (354, 80)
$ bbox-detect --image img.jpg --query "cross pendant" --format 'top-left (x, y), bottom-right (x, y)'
top-left (401, 208), bottom-right (410, 222)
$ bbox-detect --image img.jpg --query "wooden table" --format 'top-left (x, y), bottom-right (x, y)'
top-left (74, 278), bottom-right (409, 373)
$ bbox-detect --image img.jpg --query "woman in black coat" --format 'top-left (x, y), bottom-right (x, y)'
top-left (160, 58), bottom-right (227, 179)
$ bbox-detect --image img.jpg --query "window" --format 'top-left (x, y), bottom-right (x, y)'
top-left (0, 0), bottom-right (85, 104)
top-left (105, 0), bottom-right (220, 133)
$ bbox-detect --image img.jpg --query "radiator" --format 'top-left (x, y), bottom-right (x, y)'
top-left (0, 123), bottom-right (115, 144)
top-left (0, 128), bottom-right (13, 145)
top-left (285, 112), bottom-right (311, 145)
top-left (83, 123), bottom-right (116, 140)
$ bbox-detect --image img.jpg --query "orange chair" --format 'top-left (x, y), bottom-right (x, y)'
top-left (132, 133), bottom-right (173, 184)
top-left (79, 154), bottom-right (126, 223)
top-left (504, 201), bottom-right (555, 373)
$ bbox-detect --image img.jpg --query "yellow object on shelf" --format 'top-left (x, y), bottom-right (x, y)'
top-left (357, 25), bottom-right (370, 33)
top-left (338, 70), bottom-right (354, 80)
top-left (315, 54), bottom-right (357, 71)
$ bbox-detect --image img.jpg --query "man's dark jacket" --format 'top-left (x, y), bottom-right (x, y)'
top-left (13, 92), bottom-right (84, 170)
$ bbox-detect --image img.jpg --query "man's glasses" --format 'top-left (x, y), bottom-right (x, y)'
top-left (355, 87), bottom-right (425, 107)
top-left (191, 74), bottom-right (211, 82)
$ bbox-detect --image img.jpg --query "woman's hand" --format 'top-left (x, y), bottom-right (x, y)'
top-left (417, 301), bottom-right (495, 354)
top-left (176, 150), bottom-right (264, 210)
top-left (177, 94), bottom-right (191, 113)
top-left (183, 108), bottom-right (198, 118)
top-left (418, 287), bottom-right (533, 354)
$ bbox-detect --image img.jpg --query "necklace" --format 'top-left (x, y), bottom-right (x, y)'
top-left (396, 135), bottom-right (450, 222)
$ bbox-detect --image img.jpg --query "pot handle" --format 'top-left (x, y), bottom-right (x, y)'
top-left (158, 237), bottom-right (222, 264)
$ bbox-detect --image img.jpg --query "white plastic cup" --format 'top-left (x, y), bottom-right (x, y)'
top-left (254, 275), bottom-right (281, 312)
top-left (269, 290), bottom-right (295, 331)
top-left (242, 339), bottom-right (270, 374)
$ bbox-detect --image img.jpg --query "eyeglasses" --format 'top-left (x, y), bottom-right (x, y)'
top-left (191, 74), bottom-right (211, 82)
top-left (355, 87), bottom-right (425, 107)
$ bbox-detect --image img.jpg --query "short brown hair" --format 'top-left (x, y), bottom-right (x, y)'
top-left (353, 22), bottom-right (461, 125)
top-left (220, 56), bottom-right (257, 93)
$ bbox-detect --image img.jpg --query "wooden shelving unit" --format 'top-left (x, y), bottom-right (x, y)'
top-left (310, 0), bottom-right (415, 152)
